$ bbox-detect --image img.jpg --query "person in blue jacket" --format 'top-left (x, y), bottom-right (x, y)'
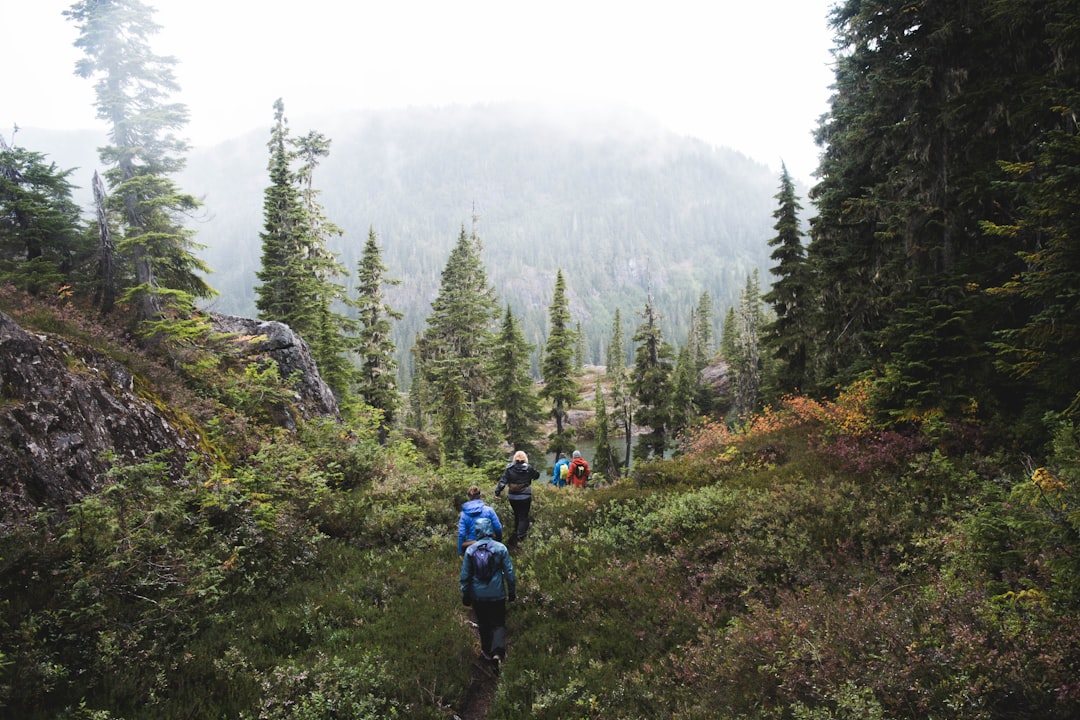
top-left (551, 452), bottom-right (570, 487)
top-left (457, 485), bottom-right (503, 556)
top-left (460, 517), bottom-right (516, 664)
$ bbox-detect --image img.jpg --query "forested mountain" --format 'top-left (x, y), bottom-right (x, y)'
top-left (176, 103), bottom-right (785, 379)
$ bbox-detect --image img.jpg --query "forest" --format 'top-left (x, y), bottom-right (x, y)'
top-left (1, 0), bottom-right (1079, 718)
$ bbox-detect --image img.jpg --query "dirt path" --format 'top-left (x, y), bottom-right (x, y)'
top-left (454, 653), bottom-right (499, 720)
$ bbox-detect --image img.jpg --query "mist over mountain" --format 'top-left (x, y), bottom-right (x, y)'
top-left (19, 103), bottom-right (794, 380)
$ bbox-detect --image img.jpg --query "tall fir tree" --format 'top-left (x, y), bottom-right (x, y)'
top-left (354, 226), bottom-right (401, 442)
top-left (607, 307), bottom-right (634, 469)
top-left (540, 270), bottom-right (581, 461)
top-left (731, 271), bottom-right (765, 420)
top-left (493, 305), bottom-right (544, 455)
top-left (65, 0), bottom-right (213, 322)
top-left (631, 295), bottom-right (673, 461)
top-left (253, 100), bottom-right (354, 397)
top-left (414, 225), bottom-right (500, 464)
top-left (592, 377), bottom-right (619, 480)
top-left (762, 163), bottom-right (809, 396)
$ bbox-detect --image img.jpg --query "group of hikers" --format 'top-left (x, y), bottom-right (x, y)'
top-left (456, 449), bottom-right (592, 669)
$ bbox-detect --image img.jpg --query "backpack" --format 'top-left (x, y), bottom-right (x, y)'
top-left (470, 543), bottom-right (496, 583)
top-left (574, 461), bottom-right (587, 479)
top-left (559, 463), bottom-right (569, 481)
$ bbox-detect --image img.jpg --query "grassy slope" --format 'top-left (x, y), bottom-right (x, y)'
top-left (1, 295), bottom-right (1078, 719)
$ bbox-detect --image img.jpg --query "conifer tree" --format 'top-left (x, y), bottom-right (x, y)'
top-left (762, 163), bottom-right (808, 395)
top-left (690, 290), bottom-right (714, 370)
top-left (415, 225), bottom-right (500, 464)
top-left (607, 307), bottom-right (634, 469)
top-left (670, 344), bottom-right (698, 438)
top-left (540, 269), bottom-right (580, 461)
top-left (0, 134), bottom-right (88, 295)
top-left (493, 305), bottom-right (544, 454)
top-left (354, 227), bottom-right (401, 442)
top-left (731, 271), bottom-right (765, 420)
top-left (592, 377), bottom-right (619, 480)
top-left (574, 321), bottom-right (587, 370)
top-left (254, 100), bottom-right (355, 397)
top-left (631, 295), bottom-right (673, 461)
top-left (65, 0), bottom-right (213, 322)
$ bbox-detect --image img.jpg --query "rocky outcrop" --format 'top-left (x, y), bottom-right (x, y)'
top-left (209, 314), bottom-right (340, 425)
top-left (0, 311), bottom-right (199, 522)
top-left (0, 311), bottom-right (340, 523)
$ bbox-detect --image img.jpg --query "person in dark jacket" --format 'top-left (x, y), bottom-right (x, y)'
top-left (457, 485), bottom-right (503, 555)
top-left (460, 517), bottom-right (516, 664)
top-left (494, 450), bottom-right (540, 544)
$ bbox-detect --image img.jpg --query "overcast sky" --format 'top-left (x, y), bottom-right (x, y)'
top-left (5, 0), bottom-right (837, 184)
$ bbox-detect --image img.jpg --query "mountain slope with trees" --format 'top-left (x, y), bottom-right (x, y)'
top-left (178, 103), bottom-right (783, 381)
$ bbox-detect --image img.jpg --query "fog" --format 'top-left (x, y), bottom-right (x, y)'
top-left (4, 0), bottom-right (836, 184)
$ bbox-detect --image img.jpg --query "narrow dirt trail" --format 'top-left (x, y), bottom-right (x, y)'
top-left (454, 654), bottom-right (498, 720)
top-left (453, 615), bottom-right (500, 720)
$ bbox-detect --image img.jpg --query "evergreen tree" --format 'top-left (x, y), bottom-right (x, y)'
top-left (291, 128), bottom-right (356, 398)
top-left (607, 307), bottom-right (634, 469)
top-left (65, 0), bottom-right (213, 322)
top-left (415, 225), bottom-right (500, 464)
top-left (631, 295), bottom-right (673, 461)
top-left (255, 99), bottom-right (304, 325)
top-left (540, 269), bottom-right (580, 461)
top-left (804, 0), bottom-right (1079, 433)
top-left (254, 100), bottom-right (355, 397)
top-left (493, 305), bottom-right (544, 455)
top-left (731, 272), bottom-right (764, 420)
top-left (670, 344), bottom-right (698, 438)
top-left (720, 306), bottom-right (737, 362)
top-left (592, 377), bottom-right (619, 481)
top-left (354, 227), bottom-right (401, 442)
top-left (690, 290), bottom-right (714, 370)
top-left (574, 321), bottom-right (586, 370)
top-left (762, 163), bottom-right (809, 395)
top-left (0, 133), bottom-right (88, 295)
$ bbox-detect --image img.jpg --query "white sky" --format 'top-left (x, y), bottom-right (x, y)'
top-left (4, 0), bottom-right (837, 185)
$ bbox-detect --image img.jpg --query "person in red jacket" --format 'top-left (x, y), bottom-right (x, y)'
top-left (568, 450), bottom-right (590, 488)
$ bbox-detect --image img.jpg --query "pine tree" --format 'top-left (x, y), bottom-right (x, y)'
top-left (690, 290), bottom-right (714, 370)
top-left (65, 0), bottom-right (213, 322)
top-left (493, 305), bottom-right (544, 454)
top-left (540, 269), bottom-right (580, 460)
top-left (670, 344), bottom-right (698, 438)
top-left (354, 227), bottom-right (401, 442)
top-left (731, 272), bottom-right (765, 420)
top-left (592, 377), bottom-right (619, 480)
top-left (607, 307), bottom-right (634, 469)
top-left (254, 100), bottom-right (355, 397)
top-left (254, 99), bottom-right (304, 324)
top-left (574, 321), bottom-right (586, 370)
top-left (0, 133), bottom-right (88, 295)
top-left (762, 163), bottom-right (808, 395)
top-left (415, 225), bottom-right (500, 464)
top-left (631, 295), bottom-right (673, 461)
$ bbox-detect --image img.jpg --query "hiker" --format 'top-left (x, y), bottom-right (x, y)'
top-left (460, 517), bottom-right (516, 664)
top-left (494, 450), bottom-right (540, 544)
top-left (568, 450), bottom-right (591, 488)
top-left (457, 485), bottom-right (504, 556)
top-left (552, 452), bottom-right (570, 487)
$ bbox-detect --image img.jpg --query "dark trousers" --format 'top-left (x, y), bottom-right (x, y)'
top-left (473, 599), bottom-right (507, 657)
top-left (508, 496), bottom-right (532, 541)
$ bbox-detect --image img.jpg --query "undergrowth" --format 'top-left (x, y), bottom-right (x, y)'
top-left (1, 299), bottom-right (1079, 718)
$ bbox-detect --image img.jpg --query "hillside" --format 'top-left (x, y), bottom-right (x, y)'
top-left (0, 295), bottom-right (1076, 719)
